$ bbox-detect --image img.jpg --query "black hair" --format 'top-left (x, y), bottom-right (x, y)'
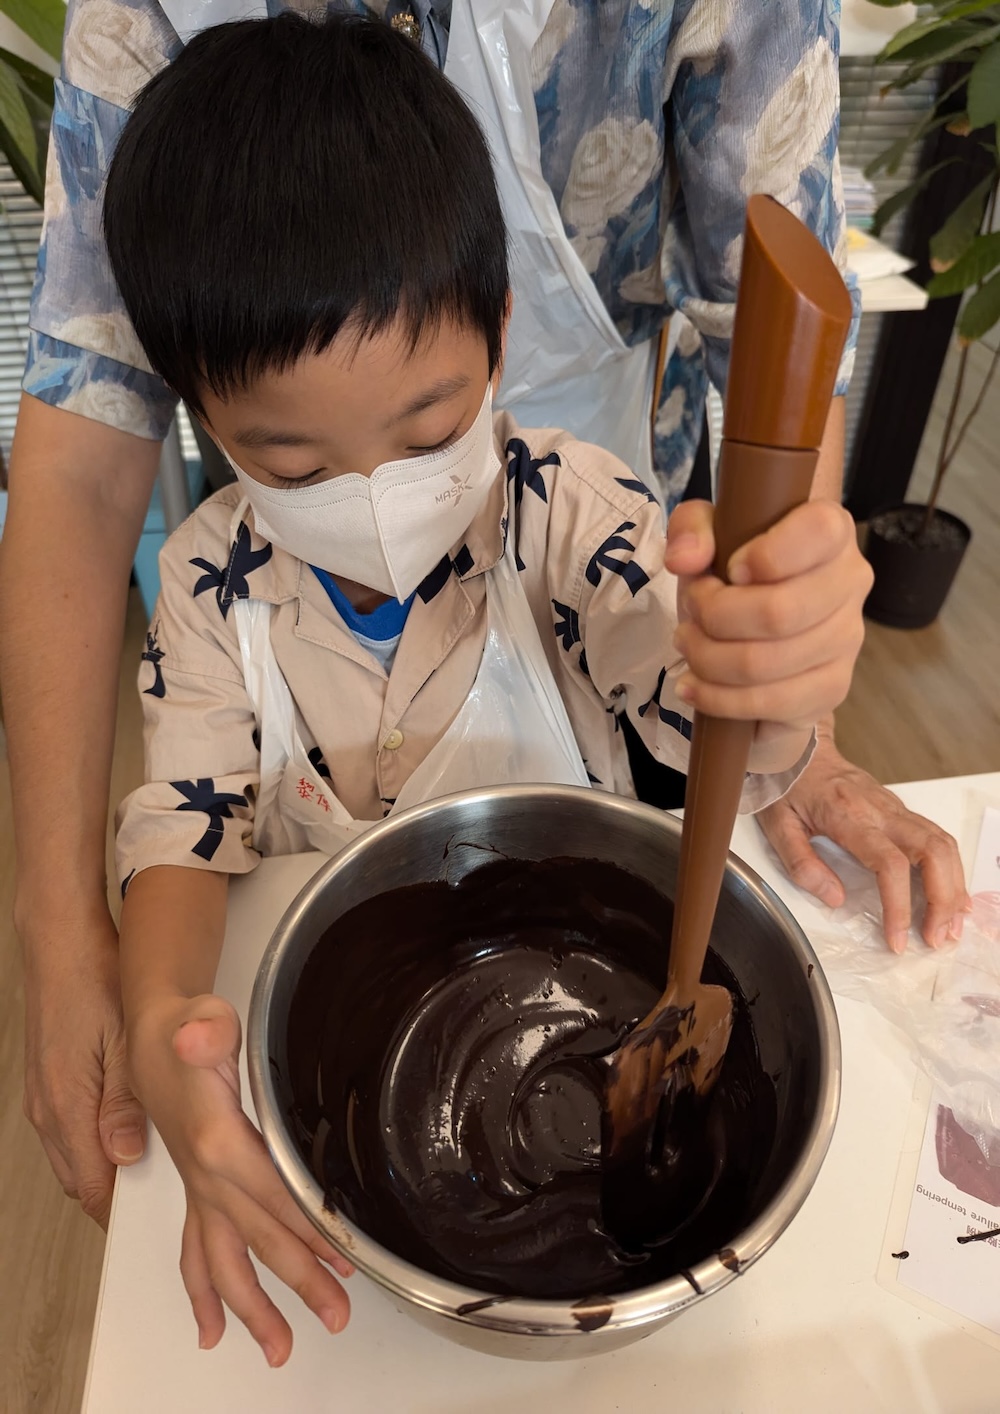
top-left (103, 11), bottom-right (509, 418)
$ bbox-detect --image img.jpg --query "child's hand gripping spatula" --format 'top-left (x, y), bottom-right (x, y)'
top-left (605, 196), bottom-right (854, 1182)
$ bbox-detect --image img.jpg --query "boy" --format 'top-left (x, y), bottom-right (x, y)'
top-left (105, 13), bottom-right (870, 1366)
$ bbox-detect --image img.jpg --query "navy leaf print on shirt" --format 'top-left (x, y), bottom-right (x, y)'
top-left (417, 554), bottom-right (452, 604)
top-left (614, 476), bottom-right (657, 505)
top-left (190, 557), bottom-right (226, 612)
top-left (506, 439), bottom-right (557, 510)
top-left (506, 440), bottom-right (558, 571)
top-left (171, 778), bottom-right (248, 862)
top-left (585, 522), bottom-right (650, 598)
top-left (552, 599), bottom-right (590, 678)
top-left (308, 746), bottom-right (332, 781)
top-left (191, 522), bottom-right (272, 621)
top-left (638, 668), bottom-right (693, 740)
top-left (552, 599), bottom-right (581, 652)
top-left (452, 542), bottom-right (475, 577)
top-left (141, 628), bottom-right (165, 698)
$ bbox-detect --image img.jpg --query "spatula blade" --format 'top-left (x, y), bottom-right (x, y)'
top-left (605, 981), bottom-right (734, 1158)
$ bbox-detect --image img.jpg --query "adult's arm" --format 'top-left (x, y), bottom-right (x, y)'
top-left (5, 0), bottom-right (180, 1221)
top-left (0, 394), bottom-right (161, 1224)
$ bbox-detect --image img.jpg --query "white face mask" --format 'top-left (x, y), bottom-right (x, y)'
top-left (222, 385), bottom-right (500, 601)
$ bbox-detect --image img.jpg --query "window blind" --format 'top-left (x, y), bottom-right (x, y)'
top-left (0, 161), bottom-right (42, 466)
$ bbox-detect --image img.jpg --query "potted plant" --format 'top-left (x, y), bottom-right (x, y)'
top-left (861, 0), bottom-right (999, 628)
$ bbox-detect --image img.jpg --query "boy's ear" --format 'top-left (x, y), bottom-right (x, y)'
top-left (194, 417), bottom-right (224, 458)
top-left (492, 291), bottom-right (513, 394)
top-left (194, 417), bottom-right (239, 474)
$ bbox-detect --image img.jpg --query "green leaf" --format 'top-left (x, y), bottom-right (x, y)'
top-left (0, 46), bottom-right (54, 106)
top-left (957, 267), bottom-right (1000, 337)
top-left (0, 56), bottom-right (43, 202)
top-left (0, 52), bottom-right (33, 154)
top-left (881, 21), bottom-right (1000, 69)
top-left (929, 175), bottom-right (994, 267)
top-left (968, 41), bottom-right (1000, 127)
top-left (937, 0), bottom-right (1000, 20)
top-left (881, 15), bottom-right (954, 54)
top-left (876, 3), bottom-right (999, 59)
top-left (0, 0), bottom-right (64, 63)
top-left (872, 160), bottom-right (959, 236)
top-left (927, 231), bottom-right (1000, 294)
top-left (867, 0), bottom-right (912, 8)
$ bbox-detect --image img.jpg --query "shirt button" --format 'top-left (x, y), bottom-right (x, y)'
top-left (383, 728), bottom-right (404, 752)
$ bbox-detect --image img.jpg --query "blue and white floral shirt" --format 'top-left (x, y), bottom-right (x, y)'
top-left (25, 0), bottom-right (860, 503)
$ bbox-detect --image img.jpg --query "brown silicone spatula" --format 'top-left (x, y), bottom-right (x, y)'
top-left (605, 195), bottom-right (853, 1163)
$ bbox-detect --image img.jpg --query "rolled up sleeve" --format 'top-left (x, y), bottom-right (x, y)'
top-left (24, 0), bottom-right (181, 437)
top-left (115, 528), bottom-right (261, 891)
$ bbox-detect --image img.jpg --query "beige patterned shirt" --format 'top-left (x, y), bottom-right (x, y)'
top-left (116, 413), bottom-right (809, 888)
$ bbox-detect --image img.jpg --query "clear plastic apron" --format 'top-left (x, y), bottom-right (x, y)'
top-left (445, 0), bottom-right (677, 502)
top-left (233, 513), bottom-right (590, 857)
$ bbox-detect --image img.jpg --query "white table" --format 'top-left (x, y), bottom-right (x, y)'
top-left (84, 774), bottom-right (1000, 1413)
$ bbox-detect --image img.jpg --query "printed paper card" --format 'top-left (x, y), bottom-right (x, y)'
top-left (892, 1091), bottom-right (1000, 1337)
top-left (878, 805), bottom-right (1000, 1347)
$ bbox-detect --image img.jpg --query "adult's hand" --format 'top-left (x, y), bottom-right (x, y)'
top-left (756, 722), bottom-right (970, 953)
top-left (21, 905), bottom-right (147, 1227)
top-left (1, 396), bottom-right (162, 1219)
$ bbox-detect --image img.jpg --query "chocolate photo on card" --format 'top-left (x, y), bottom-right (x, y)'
top-left (935, 1105), bottom-right (1000, 1209)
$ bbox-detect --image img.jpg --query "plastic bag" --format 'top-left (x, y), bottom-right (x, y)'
top-left (395, 514), bottom-right (591, 804)
top-left (445, 0), bottom-right (664, 493)
top-left (234, 594), bottom-right (365, 858)
top-left (765, 833), bottom-right (1000, 1166)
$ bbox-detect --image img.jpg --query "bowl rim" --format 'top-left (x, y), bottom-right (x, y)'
top-left (247, 783), bottom-right (841, 1338)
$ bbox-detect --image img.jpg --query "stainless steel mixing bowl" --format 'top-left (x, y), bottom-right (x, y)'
top-left (248, 785), bottom-right (840, 1360)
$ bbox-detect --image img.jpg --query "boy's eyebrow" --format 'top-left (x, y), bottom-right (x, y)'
top-left (232, 426), bottom-right (315, 449)
top-left (230, 374), bottom-right (472, 446)
top-left (387, 374), bottom-right (471, 425)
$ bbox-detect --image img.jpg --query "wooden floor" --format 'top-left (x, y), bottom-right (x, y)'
top-left (1, 344), bottom-right (998, 1411)
top-left (836, 339), bottom-right (1000, 779)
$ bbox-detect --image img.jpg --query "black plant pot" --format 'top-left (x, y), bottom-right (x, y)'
top-left (863, 503), bottom-right (971, 629)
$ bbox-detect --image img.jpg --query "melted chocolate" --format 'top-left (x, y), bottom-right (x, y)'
top-left (285, 857), bottom-right (776, 1300)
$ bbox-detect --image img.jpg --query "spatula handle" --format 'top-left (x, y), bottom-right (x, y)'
top-left (669, 442), bottom-right (819, 997)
